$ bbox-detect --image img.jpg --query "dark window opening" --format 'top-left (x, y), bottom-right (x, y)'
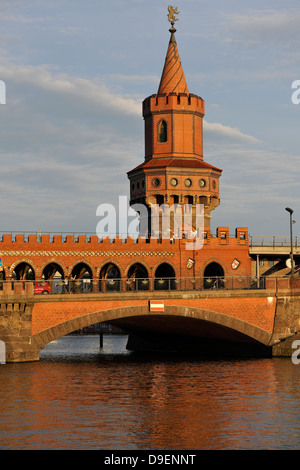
top-left (159, 120), bottom-right (167, 143)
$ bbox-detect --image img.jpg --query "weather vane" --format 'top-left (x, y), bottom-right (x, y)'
top-left (167, 5), bottom-right (180, 27)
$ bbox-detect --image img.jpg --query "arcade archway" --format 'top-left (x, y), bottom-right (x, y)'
top-left (203, 262), bottom-right (225, 289)
top-left (154, 262), bottom-right (176, 290)
top-left (70, 262), bottom-right (93, 293)
top-left (99, 263), bottom-right (121, 292)
top-left (126, 263), bottom-right (149, 291)
top-left (42, 262), bottom-right (65, 294)
top-left (13, 262), bottom-right (35, 280)
top-left (42, 262), bottom-right (65, 281)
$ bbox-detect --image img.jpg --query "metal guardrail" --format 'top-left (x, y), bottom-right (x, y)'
top-left (0, 276), bottom-right (266, 294)
top-left (250, 236), bottom-right (299, 247)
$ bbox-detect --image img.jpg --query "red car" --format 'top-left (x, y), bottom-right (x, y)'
top-left (34, 281), bottom-right (51, 294)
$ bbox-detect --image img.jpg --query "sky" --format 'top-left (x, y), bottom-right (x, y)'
top-left (0, 0), bottom-right (299, 240)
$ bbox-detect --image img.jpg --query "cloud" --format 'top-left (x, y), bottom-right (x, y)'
top-left (203, 120), bottom-right (261, 143)
top-left (207, 145), bottom-right (300, 204)
top-left (0, 62), bottom-right (141, 117)
top-left (0, 59), bottom-right (145, 230)
top-left (225, 9), bottom-right (300, 47)
top-left (109, 74), bottom-right (159, 85)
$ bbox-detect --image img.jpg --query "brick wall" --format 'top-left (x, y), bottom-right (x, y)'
top-left (31, 292), bottom-right (276, 338)
top-left (0, 229), bottom-right (251, 281)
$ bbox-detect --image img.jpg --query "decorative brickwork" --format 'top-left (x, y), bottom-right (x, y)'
top-left (0, 229), bottom-right (251, 281)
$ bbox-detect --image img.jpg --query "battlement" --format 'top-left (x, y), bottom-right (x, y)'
top-left (143, 92), bottom-right (205, 117)
top-left (0, 228), bottom-right (249, 249)
top-left (0, 227), bottom-right (251, 285)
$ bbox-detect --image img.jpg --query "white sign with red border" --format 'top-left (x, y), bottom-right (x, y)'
top-left (149, 300), bottom-right (164, 312)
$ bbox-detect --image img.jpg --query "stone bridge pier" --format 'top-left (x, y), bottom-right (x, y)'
top-left (0, 282), bottom-right (39, 362)
top-left (0, 278), bottom-right (300, 363)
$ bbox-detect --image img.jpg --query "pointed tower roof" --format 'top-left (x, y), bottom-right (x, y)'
top-left (157, 23), bottom-right (189, 95)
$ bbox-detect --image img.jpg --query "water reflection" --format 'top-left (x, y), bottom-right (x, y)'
top-left (1, 335), bottom-right (300, 450)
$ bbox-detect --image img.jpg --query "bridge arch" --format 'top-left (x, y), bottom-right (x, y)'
top-left (153, 259), bottom-right (178, 277)
top-left (69, 260), bottom-right (95, 279)
top-left (40, 259), bottom-right (67, 281)
top-left (125, 260), bottom-right (150, 278)
top-left (32, 304), bottom-right (272, 353)
top-left (11, 260), bottom-right (36, 280)
top-left (126, 262), bottom-right (150, 291)
top-left (98, 259), bottom-right (123, 279)
top-left (154, 261), bottom-right (177, 290)
top-left (99, 262), bottom-right (121, 292)
top-left (203, 260), bottom-right (226, 289)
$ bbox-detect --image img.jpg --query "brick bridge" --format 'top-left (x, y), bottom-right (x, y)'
top-left (1, 276), bottom-right (300, 362)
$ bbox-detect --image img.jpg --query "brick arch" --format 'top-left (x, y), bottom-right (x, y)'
top-left (97, 259), bottom-right (124, 279)
top-left (0, 261), bottom-right (8, 279)
top-left (201, 258), bottom-right (228, 277)
top-left (124, 260), bottom-right (151, 278)
top-left (68, 259), bottom-right (96, 279)
top-left (152, 259), bottom-right (179, 278)
top-left (38, 259), bottom-right (67, 280)
top-left (31, 304), bottom-right (272, 351)
top-left (9, 259), bottom-right (37, 279)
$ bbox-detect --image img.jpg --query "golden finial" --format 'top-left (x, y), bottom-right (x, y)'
top-left (167, 5), bottom-right (179, 39)
top-left (167, 5), bottom-right (179, 26)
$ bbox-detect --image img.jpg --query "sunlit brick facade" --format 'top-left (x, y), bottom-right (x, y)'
top-left (0, 22), bottom-right (252, 288)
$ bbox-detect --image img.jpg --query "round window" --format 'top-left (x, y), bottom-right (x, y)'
top-left (184, 178), bottom-right (192, 187)
top-left (170, 178), bottom-right (178, 187)
top-left (198, 179), bottom-right (206, 188)
top-left (152, 178), bottom-right (161, 188)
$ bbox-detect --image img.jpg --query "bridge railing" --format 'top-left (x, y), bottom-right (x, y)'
top-left (0, 276), bottom-right (266, 295)
top-left (250, 235), bottom-right (299, 247)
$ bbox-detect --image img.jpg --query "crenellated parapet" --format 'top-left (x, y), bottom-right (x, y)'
top-left (143, 92), bottom-right (205, 118)
top-left (0, 228), bottom-right (248, 248)
top-left (0, 228), bottom-right (251, 284)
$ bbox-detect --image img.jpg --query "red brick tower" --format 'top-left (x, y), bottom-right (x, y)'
top-left (128, 15), bottom-right (222, 235)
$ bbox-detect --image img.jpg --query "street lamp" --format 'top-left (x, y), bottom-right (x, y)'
top-left (285, 207), bottom-right (294, 276)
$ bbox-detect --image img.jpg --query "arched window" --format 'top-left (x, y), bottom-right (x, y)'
top-left (158, 120), bottom-right (167, 142)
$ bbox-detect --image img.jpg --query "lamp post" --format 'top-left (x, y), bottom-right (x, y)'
top-left (285, 207), bottom-right (294, 276)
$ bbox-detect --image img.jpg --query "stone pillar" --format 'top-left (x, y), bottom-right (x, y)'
top-left (0, 302), bottom-right (39, 363)
top-left (271, 278), bottom-right (300, 356)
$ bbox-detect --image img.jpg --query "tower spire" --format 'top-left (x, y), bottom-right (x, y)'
top-left (128, 6), bottom-right (222, 231)
top-left (157, 6), bottom-right (189, 95)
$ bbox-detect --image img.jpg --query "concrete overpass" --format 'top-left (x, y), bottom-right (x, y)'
top-left (249, 235), bottom-right (300, 278)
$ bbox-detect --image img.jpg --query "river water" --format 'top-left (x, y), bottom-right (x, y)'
top-left (1, 334), bottom-right (300, 450)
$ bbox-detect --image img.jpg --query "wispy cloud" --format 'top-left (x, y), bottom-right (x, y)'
top-left (0, 62), bottom-right (141, 116)
top-left (224, 9), bottom-right (300, 47)
top-left (204, 120), bottom-right (261, 143)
